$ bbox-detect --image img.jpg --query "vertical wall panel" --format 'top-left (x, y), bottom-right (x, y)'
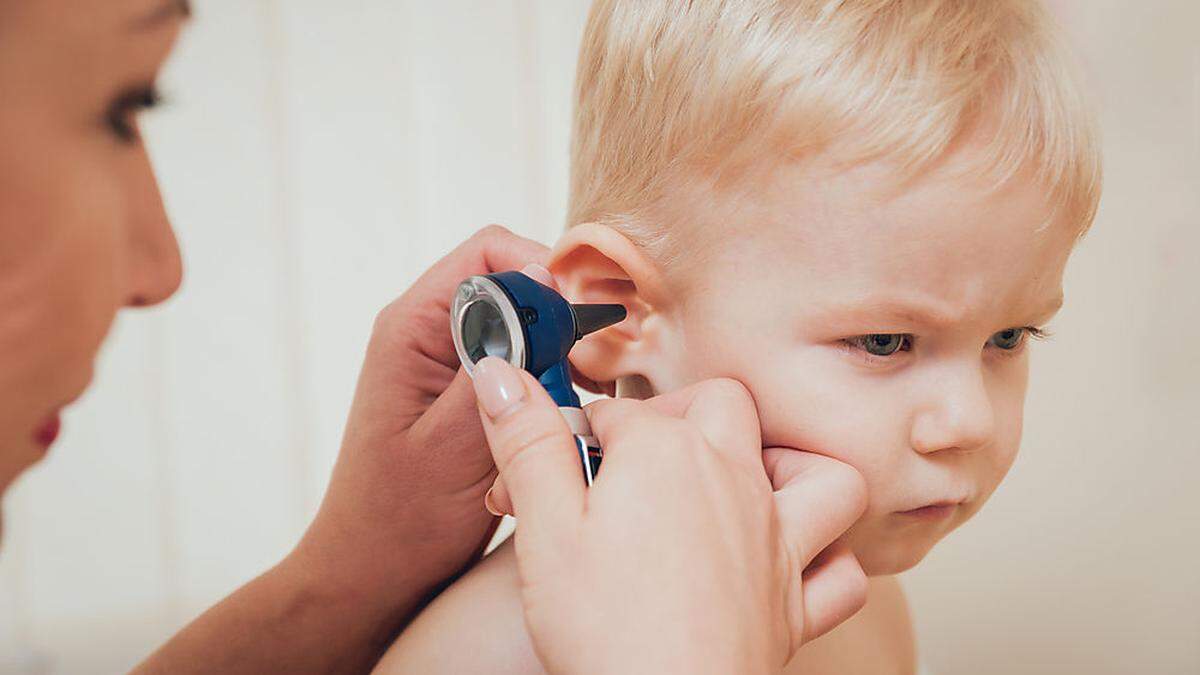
top-left (146, 0), bottom-right (304, 629)
top-left (275, 0), bottom-right (580, 499)
top-left (272, 0), bottom-right (438, 503)
top-left (0, 552), bottom-right (32, 671)
top-left (525, 0), bottom-right (592, 240)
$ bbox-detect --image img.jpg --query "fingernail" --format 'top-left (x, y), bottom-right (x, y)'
top-left (520, 263), bottom-right (555, 288)
top-left (473, 356), bottom-right (527, 419)
top-left (484, 487), bottom-right (502, 516)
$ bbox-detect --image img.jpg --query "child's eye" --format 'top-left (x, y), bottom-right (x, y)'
top-left (987, 326), bottom-right (1049, 351)
top-left (990, 328), bottom-right (1025, 350)
top-left (845, 333), bottom-right (912, 356)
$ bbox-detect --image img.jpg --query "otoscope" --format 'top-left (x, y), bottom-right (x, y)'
top-left (450, 271), bottom-right (626, 485)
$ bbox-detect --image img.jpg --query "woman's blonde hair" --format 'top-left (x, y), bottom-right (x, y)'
top-left (568, 0), bottom-right (1102, 261)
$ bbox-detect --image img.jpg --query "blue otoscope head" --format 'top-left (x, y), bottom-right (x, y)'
top-left (451, 271), bottom-right (626, 407)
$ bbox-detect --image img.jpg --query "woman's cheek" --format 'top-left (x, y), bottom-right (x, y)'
top-left (7, 169), bottom-right (123, 411)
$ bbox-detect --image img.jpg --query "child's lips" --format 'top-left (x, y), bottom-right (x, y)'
top-left (895, 500), bottom-right (963, 519)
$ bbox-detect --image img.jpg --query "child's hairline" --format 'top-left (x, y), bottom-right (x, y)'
top-left (568, 126), bottom-right (1100, 276)
top-left (564, 0), bottom-right (1104, 263)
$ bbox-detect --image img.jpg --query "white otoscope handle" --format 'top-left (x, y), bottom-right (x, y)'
top-left (559, 407), bottom-right (601, 486)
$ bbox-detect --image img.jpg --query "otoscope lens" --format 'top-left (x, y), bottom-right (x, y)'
top-left (462, 298), bottom-right (512, 364)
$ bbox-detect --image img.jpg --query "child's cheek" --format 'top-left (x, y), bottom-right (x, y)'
top-left (976, 408), bottom-right (1023, 503)
top-left (742, 361), bottom-right (909, 507)
top-left (972, 375), bottom-right (1026, 500)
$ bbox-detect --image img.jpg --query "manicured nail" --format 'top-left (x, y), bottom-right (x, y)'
top-left (473, 356), bottom-right (527, 419)
top-left (520, 263), bottom-right (555, 288)
top-left (484, 487), bottom-right (502, 516)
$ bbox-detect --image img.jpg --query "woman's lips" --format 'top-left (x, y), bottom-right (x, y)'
top-left (34, 412), bottom-right (61, 448)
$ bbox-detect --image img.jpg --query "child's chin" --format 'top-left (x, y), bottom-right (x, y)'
top-left (848, 533), bottom-right (939, 576)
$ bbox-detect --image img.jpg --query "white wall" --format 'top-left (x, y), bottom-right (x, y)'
top-left (0, 2), bottom-right (1195, 674)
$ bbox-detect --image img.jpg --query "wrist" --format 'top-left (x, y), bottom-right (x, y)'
top-left (286, 502), bottom-right (483, 630)
top-left (284, 527), bottom-right (422, 624)
top-left (268, 546), bottom-right (418, 665)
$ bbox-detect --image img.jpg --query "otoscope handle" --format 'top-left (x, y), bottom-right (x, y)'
top-left (561, 407), bottom-right (602, 486)
top-left (537, 359), bottom-right (602, 485)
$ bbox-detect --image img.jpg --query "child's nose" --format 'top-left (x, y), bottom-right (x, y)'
top-left (909, 365), bottom-right (995, 455)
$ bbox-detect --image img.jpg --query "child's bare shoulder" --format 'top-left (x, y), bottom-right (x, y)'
top-left (374, 537), bottom-right (545, 674)
top-left (377, 539), bottom-right (915, 675)
top-left (785, 575), bottom-right (916, 675)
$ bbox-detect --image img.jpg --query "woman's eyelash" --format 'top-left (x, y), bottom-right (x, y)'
top-left (107, 86), bottom-right (163, 143)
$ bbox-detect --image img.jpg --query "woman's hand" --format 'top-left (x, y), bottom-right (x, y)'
top-left (471, 356), bottom-right (868, 675)
top-left (138, 226), bottom-right (553, 674)
top-left (295, 225), bottom-right (554, 617)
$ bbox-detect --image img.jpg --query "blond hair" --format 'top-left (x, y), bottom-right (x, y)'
top-left (568, 0), bottom-right (1102, 262)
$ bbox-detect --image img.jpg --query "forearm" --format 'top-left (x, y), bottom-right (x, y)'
top-left (134, 551), bottom-right (428, 675)
top-left (136, 490), bottom-right (501, 675)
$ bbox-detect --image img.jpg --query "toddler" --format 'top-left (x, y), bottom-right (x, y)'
top-left (379, 1), bottom-right (1100, 672)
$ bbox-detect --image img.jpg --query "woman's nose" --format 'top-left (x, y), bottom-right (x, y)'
top-left (909, 364), bottom-right (996, 455)
top-left (124, 177), bottom-right (182, 308)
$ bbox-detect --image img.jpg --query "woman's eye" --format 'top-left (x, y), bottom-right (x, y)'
top-left (989, 327), bottom-right (1026, 350)
top-left (106, 86), bottom-right (162, 143)
top-left (846, 333), bottom-right (911, 356)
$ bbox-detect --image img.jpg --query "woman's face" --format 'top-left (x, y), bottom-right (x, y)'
top-left (0, 0), bottom-right (187, 502)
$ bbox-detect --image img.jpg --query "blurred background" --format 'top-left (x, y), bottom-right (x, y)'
top-left (0, 1), bottom-right (1196, 673)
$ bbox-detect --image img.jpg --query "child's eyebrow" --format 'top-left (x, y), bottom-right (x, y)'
top-left (1027, 294), bottom-right (1065, 324)
top-left (808, 292), bottom-right (964, 329)
top-left (807, 292), bottom-right (1064, 330)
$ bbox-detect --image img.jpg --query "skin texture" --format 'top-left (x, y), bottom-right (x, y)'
top-left (1, 2), bottom-right (555, 671)
top-left (380, 137), bottom-right (1079, 673)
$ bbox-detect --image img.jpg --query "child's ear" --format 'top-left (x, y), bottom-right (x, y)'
top-left (549, 223), bottom-right (674, 395)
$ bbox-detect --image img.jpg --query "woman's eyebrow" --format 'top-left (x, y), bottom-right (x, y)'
top-left (130, 0), bottom-right (191, 31)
